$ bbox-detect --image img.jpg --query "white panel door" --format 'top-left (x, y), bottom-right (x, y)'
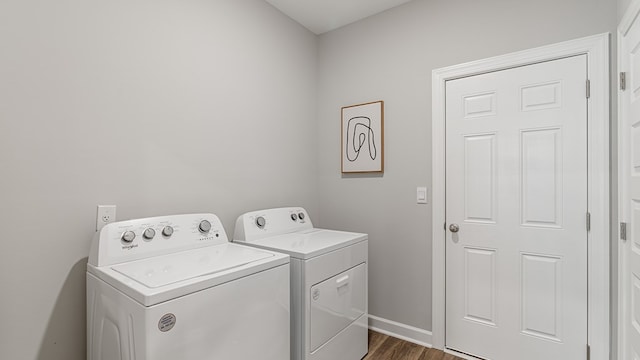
top-left (619, 5), bottom-right (640, 359)
top-left (445, 55), bottom-right (588, 360)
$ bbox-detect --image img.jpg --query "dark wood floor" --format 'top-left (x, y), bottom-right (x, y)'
top-left (363, 330), bottom-right (464, 360)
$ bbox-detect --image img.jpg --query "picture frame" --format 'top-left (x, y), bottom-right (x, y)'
top-left (341, 100), bottom-right (384, 173)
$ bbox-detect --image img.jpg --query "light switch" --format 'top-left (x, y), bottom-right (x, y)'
top-left (417, 187), bottom-right (428, 204)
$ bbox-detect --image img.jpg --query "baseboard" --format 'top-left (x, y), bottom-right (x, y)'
top-left (368, 315), bottom-right (433, 348)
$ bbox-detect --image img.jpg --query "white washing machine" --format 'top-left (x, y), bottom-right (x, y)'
top-left (233, 207), bottom-right (368, 360)
top-left (87, 213), bottom-right (290, 360)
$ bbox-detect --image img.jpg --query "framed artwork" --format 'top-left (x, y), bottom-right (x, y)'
top-left (341, 100), bottom-right (384, 173)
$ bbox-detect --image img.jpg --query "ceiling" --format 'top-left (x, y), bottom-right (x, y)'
top-left (266, 0), bottom-right (414, 34)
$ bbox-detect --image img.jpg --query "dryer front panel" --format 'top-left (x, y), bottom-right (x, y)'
top-left (309, 263), bottom-right (366, 352)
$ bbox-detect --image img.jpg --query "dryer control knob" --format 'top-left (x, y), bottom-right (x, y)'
top-left (121, 230), bottom-right (136, 243)
top-left (256, 216), bottom-right (266, 228)
top-left (298, 212), bottom-right (305, 220)
top-left (143, 228), bottom-right (156, 240)
top-left (198, 220), bottom-right (212, 233)
top-left (162, 226), bottom-right (174, 237)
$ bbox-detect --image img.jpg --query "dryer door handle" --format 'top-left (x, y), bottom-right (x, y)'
top-left (336, 275), bottom-right (350, 289)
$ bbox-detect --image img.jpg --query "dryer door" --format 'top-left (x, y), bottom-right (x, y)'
top-left (309, 263), bottom-right (366, 352)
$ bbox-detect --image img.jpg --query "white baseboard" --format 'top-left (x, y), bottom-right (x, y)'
top-left (368, 315), bottom-right (433, 348)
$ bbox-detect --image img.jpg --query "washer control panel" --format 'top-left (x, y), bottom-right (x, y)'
top-left (234, 207), bottom-right (313, 242)
top-left (89, 213), bottom-right (227, 267)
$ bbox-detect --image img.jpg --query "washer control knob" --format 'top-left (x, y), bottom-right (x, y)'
top-left (198, 220), bottom-right (212, 233)
top-left (298, 212), bottom-right (305, 220)
top-left (121, 230), bottom-right (136, 243)
top-left (143, 228), bottom-right (156, 240)
top-left (256, 216), bottom-right (266, 228)
top-left (290, 213), bottom-right (298, 221)
top-left (162, 226), bottom-right (174, 237)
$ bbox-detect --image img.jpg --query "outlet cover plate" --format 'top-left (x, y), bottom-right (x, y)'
top-left (96, 205), bottom-right (116, 231)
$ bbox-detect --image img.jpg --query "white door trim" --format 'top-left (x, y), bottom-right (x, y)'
top-left (431, 34), bottom-right (610, 359)
top-left (618, 1), bottom-right (640, 358)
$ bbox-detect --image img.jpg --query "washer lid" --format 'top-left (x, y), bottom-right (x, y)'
top-left (111, 243), bottom-right (274, 288)
top-left (240, 228), bottom-right (367, 259)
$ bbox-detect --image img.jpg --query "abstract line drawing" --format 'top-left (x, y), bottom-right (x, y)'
top-left (341, 101), bottom-right (384, 173)
top-left (345, 116), bottom-right (377, 162)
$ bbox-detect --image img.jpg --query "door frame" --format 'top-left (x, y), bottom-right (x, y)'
top-left (431, 34), bottom-right (610, 359)
top-left (618, 1), bottom-right (640, 358)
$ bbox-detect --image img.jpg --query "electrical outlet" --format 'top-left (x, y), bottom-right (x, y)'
top-left (96, 205), bottom-right (116, 231)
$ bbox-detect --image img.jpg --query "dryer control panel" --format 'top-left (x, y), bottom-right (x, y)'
top-left (89, 214), bottom-right (228, 267)
top-left (234, 207), bottom-right (313, 242)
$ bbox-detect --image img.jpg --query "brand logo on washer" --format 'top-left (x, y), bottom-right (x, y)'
top-left (312, 288), bottom-right (320, 301)
top-left (158, 313), bottom-right (176, 332)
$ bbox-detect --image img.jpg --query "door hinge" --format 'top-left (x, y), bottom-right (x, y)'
top-left (586, 212), bottom-right (591, 232)
top-left (621, 72), bottom-right (627, 91)
top-left (587, 344), bottom-right (591, 360)
top-left (586, 79), bottom-right (591, 98)
top-left (621, 222), bottom-right (628, 241)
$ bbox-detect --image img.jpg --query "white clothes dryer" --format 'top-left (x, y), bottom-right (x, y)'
top-left (87, 213), bottom-right (290, 360)
top-left (233, 207), bottom-right (368, 360)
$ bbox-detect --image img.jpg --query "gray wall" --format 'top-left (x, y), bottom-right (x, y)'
top-left (316, 0), bottom-right (617, 332)
top-left (620, 0), bottom-right (632, 20)
top-left (0, 0), bottom-right (621, 358)
top-left (0, 1), bottom-right (317, 359)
